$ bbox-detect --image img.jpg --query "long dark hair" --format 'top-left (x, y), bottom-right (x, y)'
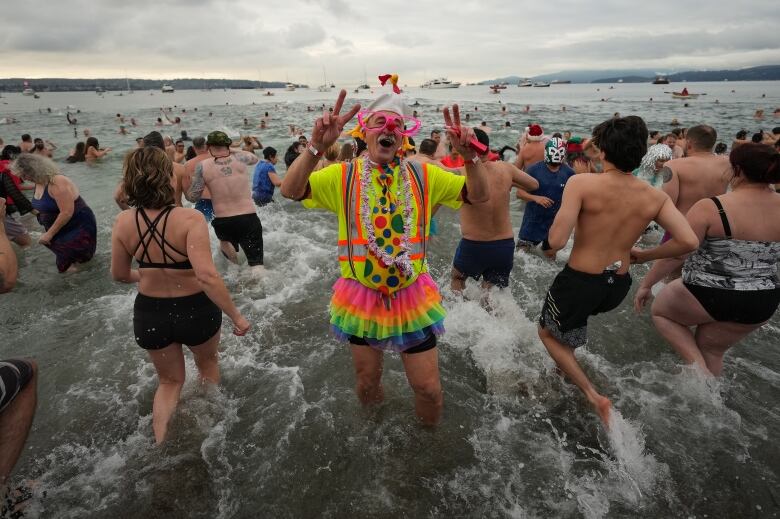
top-left (66, 142), bottom-right (86, 163)
top-left (85, 136), bottom-right (99, 151)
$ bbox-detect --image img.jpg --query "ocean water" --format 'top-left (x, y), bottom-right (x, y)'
top-left (0, 82), bottom-right (779, 518)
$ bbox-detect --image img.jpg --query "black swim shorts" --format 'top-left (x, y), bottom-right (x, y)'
top-left (453, 237), bottom-right (515, 288)
top-left (211, 213), bottom-right (264, 266)
top-left (539, 264), bottom-right (631, 348)
top-left (0, 359), bottom-right (34, 413)
top-left (133, 291), bottom-right (222, 350)
top-left (350, 332), bottom-right (437, 354)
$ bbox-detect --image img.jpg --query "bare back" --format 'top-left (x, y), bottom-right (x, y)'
top-left (665, 153), bottom-right (731, 215)
top-left (568, 173), bottom-right (667, 274)
top-left (460, 162), bottom-right (516, 241)
top-left (114, 207), bottom-right (203, 297)
top-left (706, 188), bottom-right (780, 242)
top-left (517, 141), bottom-right (545, 169)
top-left (197, 152), bottom-right (257, 218)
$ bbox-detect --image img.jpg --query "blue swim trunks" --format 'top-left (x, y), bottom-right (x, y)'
top-left (453, 237), bottom-right (515, 288)
top-left (194, 199), bottom-right (214, 222)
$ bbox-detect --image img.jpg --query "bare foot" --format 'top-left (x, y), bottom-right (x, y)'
top-left (590, 395), bottom-right (612, 428)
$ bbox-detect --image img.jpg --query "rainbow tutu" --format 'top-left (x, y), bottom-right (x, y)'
top-left (330, 273), bottom-right (446, 352)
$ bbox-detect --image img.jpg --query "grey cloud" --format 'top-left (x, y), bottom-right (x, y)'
top-left (282, 22), bottom-right (327, 48)
top-left (544, 24), bottom-right (780, 61)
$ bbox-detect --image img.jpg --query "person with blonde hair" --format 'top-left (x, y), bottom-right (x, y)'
top-left (111, 146), bottom-right (251, 443)
top-left (315, 142), bottom-right (341, 170)
top-left (11, 154), bottom-right (96, 272)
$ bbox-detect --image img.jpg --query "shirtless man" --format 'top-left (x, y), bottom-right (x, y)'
top-left (189, 131), bottom-right (264, 272)
top-left (173, 140), bottom-right (186, 164)
top-left (662, 125), bottom-right (731, 224)
top-left (514, 124), bottom-right (545, 170)
top-left (414, 139), bottom-right (441, 166)
top-left (179, 137), bottom-right (214, 219)
top-left (538, 116), bottom-right (698, 425)
top-left (452, 129), bottom-right (538, 292)
top-left (18, 135), bottom-right (33, 153)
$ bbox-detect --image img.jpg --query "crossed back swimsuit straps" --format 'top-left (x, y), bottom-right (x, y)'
top-left (133, 206), bottom-right (192, 269)
top-left (130, 206), bottom-right (222, 351)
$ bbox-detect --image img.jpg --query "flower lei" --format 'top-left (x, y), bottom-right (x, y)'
top-left (359, 158), bottom-right (415, 278)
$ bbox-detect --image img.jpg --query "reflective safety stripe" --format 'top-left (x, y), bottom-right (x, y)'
top-left (339, 160), bottom-right (429, 272)
top-left (337, 240), bottom-right (426, 260)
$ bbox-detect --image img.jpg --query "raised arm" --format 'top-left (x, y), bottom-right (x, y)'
top-left (443, 105), bottom-right (488, 203)
top-left (281, 89), bottom-right (360, 200)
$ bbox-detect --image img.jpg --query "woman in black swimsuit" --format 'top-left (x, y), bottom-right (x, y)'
top-left (634, 143), bottom-right (780, 376)
top-left (111, 146), bottom-right (250, 444)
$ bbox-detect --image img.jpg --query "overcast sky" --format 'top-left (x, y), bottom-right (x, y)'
top-left (1, 0), bottom-right (778, 84)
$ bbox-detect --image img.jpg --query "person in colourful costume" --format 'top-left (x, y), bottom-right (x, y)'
top-left (281, 81), bottom-right (489, 425)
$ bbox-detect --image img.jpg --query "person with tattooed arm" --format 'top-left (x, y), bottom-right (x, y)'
top-left (189, 131), bottom-right (264, 273)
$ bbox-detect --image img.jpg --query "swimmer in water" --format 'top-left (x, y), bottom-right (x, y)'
top-left (538, 116), bottom-right (698, 426)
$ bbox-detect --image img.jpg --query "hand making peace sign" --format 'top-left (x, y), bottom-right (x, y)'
top-left (443, 104), bottom-right (478, 161)
top-left (310, 89), bottom-right (361, 151)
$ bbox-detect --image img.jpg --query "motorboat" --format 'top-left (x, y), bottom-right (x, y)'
top-left (652, 75), bottom-right (670, 85)
top-left (550, 79), bottom-right (571, 84)
top-left (421, 77), bottom-right (461, 89)
top-left (161, 84), bottom-right (174, 93)
top-left (532, 82), bottom-right (551, 87)
top-left (95, 86), bottom-right (105, 93)
top-left (22, 81), bottom-right (35, 95)
top-left (517, 80), bottom-right (533, 87)
top-left (285, 83), bottom-right (296, 91)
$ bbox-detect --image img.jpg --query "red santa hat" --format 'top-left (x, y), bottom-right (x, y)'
top-left (527, 124), bottom-right (544, 141)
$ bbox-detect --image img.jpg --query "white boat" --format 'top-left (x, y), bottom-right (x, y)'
top-left (22, 81), bottom-right (35, 96)
top-left (161, 84), bottom-right (174, 93)
top-left (517, 80), bottom-right (533, 87)
top-left (532, 82), bottom-right (551, 87)
top-left (285, 83), bottom-right (296, 91)
top-left (317, 67), bottom-right (332, 92)
top-left (421, 77), bottom-right (461, 89)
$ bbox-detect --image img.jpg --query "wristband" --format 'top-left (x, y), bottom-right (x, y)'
top-left (308, 144), bottom-right (322, 157)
